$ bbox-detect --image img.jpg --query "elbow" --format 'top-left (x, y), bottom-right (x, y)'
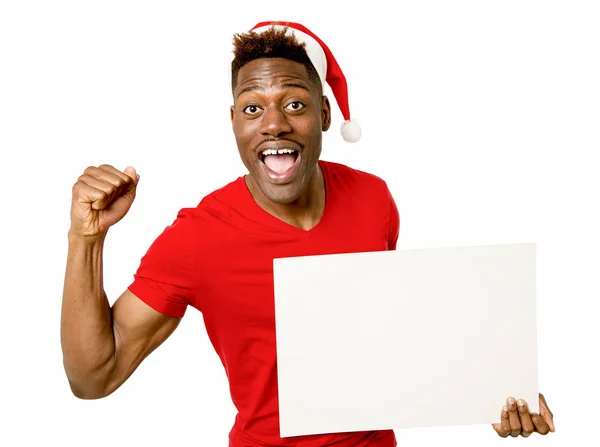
top-left (69, 382), bottom-right (110, 400)
top-left (67, 375), bottom-right (114, 399)
top-left (64, 363), bottom-right (118, 400)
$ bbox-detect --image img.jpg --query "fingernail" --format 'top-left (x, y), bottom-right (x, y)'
top-left (507, 397), bottom-right (515, 406)
top-left (503, 405), bottom-right (508, 413)
top-left (518, 399), bottom-right (526, 407)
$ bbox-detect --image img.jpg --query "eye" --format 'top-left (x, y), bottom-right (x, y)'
top-left (243, 105), bottom-right (262, 115)
top-left (285, 101), bottom-right (305, 112)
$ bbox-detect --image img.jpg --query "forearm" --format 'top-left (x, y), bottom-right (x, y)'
top-left (61, 231), bottom-right (116, 398)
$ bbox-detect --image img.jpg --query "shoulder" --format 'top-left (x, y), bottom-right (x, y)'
top-left (172, 176), bottom-right (246, 223)
top-left (145, 177), bottom-right (245, 246)
top-left (196, 176), bottom-right (246, 209)
top-left (151, 176), bottom-right (253, 255)
top-left (321, 160), bottom-right (391, 197)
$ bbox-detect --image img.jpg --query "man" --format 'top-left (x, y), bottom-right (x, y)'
top-left (61, 22), bottom-right (554, 446)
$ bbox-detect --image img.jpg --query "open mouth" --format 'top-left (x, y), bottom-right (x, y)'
top-left (259, 148), bottom-right (300, 182)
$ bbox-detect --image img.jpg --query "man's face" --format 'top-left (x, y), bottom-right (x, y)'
top-left (231, 57), bottom-right (331, 205)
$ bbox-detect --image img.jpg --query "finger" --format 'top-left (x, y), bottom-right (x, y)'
top-left (77, 174), bottom-right (126, 210)
top-left (78, 174), bottom-right (120, 196)
top-left (98, 164), bottom-right (139, 186)
top-left (506, 397), bottom-right (521, 437)
top-left (492, 405), bottom-right (511, 437)
top-left (539, 393), bottom-right (555, 432)
top-left (72, 181), bottom-right (114, 210)
top-left (517, 399), bottom-right (535, 438)
top-left (86, 165), bottom-right (134, 191)
top-left (83, 166), bottom-right (138, 205)
top-left (531, 412), bottom-right (550, 435)
top-left (101, 166), bottom-right (140, 203)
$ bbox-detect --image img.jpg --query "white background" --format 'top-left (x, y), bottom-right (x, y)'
top-left (0, 1), bottom-right (598, 446)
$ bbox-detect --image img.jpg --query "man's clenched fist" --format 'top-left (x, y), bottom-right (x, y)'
top-left (70, 165), bottom-right (139, 238)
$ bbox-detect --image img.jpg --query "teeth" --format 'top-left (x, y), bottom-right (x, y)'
top-left (262, 148), bottom-right (296, 156)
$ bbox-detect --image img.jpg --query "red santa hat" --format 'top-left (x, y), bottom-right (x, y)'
top-left (250, 21), bottom-right (361, 143)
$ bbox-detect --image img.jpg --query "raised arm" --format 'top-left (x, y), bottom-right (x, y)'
top-left (60, 165), bottom-right (179, 399)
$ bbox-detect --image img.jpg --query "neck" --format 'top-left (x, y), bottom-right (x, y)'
top-left (246, 163), bottom-right (325, 231)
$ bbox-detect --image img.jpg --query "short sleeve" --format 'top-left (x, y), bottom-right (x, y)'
top-left (128, 209), bottom-right (197, 318)
top-left (388, 190), bottom-right (400, 250)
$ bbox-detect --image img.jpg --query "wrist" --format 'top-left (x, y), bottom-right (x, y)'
top-left (67, 229), bottom-right (108, 246)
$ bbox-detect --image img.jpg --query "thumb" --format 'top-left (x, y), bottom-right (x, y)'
top-left (118, 166), bottom-right (139, 204)
top-left (123, 166), bottom-right (140, 186)
top-left (539, 394), bottom-right (555, 432)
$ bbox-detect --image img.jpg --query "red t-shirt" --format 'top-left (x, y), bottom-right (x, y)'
top-left (129, 160), bottom-right (400, 446)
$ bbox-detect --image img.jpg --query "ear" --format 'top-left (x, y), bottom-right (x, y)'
top-left (321, 96), bottom-right (331, 132)
top-left (230, 105), bottom-right (235, 122)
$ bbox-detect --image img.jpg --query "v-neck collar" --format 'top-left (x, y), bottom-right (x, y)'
top-left (239, 160), bottom-right (332, 235)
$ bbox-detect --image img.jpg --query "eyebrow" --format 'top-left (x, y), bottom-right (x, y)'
top-left (235, 82), bottom-right (311, 99)
top-left (282, 82), bottom-right (310, 92)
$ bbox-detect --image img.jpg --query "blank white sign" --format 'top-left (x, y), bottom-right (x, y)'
top-left (273, 243), bottom-right (538, 437)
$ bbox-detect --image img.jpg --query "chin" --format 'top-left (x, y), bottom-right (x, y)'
top-left (261, 184), bottom-right (303, 205)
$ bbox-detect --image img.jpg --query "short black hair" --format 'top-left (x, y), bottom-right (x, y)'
top-left (231, 26), bottom-right (322, 96)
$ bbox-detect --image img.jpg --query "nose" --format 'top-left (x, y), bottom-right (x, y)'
top-left (260, 104), bottom-right (292, 137)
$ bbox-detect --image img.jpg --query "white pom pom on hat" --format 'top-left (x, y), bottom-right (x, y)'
top-left (340, 119), bottom-right (361, 143)
top-left (250, 21), bottom-right (361, 143)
